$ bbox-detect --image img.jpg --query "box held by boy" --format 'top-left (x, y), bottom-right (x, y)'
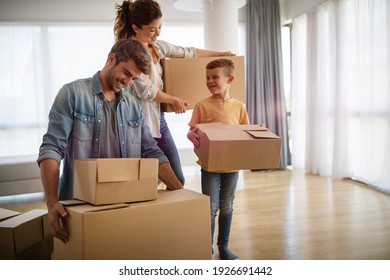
top-left (195, 123), bottom-right (282, 172)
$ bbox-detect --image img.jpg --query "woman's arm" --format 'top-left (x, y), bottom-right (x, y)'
top-left (153, 89), bottom-right (190, 114)
top-left (195, 49), bottom-right (235, 57)
top-left (156, 40), bottom-right (235, 59)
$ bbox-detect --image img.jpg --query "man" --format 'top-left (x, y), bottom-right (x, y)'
top-left (37, 38), bottom-right (182, 243)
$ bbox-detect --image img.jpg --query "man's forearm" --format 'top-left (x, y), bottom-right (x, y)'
top-left (158, 162), bottom-right (183, 190)
top-left (39, 158), bottom-right (60, 206)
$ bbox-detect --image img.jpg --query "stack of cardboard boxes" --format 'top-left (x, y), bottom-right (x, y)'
top-left (0, 158), bottom-right (212, 260)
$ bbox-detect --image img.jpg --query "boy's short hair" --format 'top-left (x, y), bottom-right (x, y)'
top-left (206, 58), bottom-right (235, 76)
top-left (110, 38), bottom-right (151, 75)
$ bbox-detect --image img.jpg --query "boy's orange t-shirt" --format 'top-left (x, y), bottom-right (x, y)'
top-left (188, 96), bottom-right (249, 127)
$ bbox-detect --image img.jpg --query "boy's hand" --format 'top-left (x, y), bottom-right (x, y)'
top-left (187, 128), bottom-right (200, 148)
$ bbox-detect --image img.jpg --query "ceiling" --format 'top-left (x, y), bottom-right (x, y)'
top-left (0, 0), bottom-right (299, 23)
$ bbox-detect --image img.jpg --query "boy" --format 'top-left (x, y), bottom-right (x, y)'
top-left (187, 58), bottom-right (249, 260)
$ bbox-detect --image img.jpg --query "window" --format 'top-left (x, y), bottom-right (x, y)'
top-left (0, 23), bottom-right (113, 160)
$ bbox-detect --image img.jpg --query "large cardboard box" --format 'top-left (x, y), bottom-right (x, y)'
top-left (0, 209), bottom-right (53, 259)
top-left (0, 208), bottom-right (20, 222)
top-left (161, 56), bottom-right (246, 112)
top-left (195, 123), bottom-right (281, 172)
top-left (53, 189), bottom-right (211, 260)
top-left (74, 158), bottom-right (158, 205)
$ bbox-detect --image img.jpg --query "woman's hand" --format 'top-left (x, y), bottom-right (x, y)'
top-left (218, 51), bottom-right (236, 56)
top-left (172, 97), bottom-right (190, 114)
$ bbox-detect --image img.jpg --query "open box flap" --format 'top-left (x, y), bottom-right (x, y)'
top-left (245, 130), bottom-right (280, 139)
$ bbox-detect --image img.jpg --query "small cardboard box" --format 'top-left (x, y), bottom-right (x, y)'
top-left (74, 158), bottom-right (158, 205)
top-left (0, 208), bottom-right (20, 222)
top-left (53, 189), bottom-right (211, 260)
top-left (161, 56), bottom-right (246, 112)
top-left (195, 123), bottom-right (281, 172)
top-left (0, 209), bottom-right (53, 259)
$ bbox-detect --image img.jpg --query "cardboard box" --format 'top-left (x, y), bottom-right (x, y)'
top-left (74, 158), bottom-right (158, 205)
top-left (0, 208), bottom-right (20, 222)
top-left (195, 123), bottom-right (281, 171)
top-left (161, 56), bottom-right (246, 112)
top-left (53, 189), bottom-right (211, 260)
top-left (0, 209), bottom-right (53, 259)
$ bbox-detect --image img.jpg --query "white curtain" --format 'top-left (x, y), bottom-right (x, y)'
top-left (0, 23), bottom-right (114, 158)
top-left (291, 0), bottom-right (390, 193)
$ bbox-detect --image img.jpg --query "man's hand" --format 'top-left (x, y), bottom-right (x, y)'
top-left (158, 162), bottom-right (183, 191)
top-left (47, 201), bottom-right (69, 243)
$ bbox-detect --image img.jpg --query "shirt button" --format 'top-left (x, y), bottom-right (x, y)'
top-left (98, 119), bottom-right (101, 122)
top-left (95, 139), bottom-right (99, 142)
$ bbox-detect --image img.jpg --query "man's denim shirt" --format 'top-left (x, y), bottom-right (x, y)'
top-left (37, 72), bottom-right (168, 200)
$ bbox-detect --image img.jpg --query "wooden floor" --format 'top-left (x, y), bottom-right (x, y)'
top-left (1, 167), bottom-right (390, 260)
top-left (183, 167), bottom-right (390, 260)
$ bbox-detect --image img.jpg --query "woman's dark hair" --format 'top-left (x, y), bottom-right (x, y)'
top-left (114, 0), bottom-right (162, 41)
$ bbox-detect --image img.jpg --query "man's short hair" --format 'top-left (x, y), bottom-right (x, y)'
top-left (110, 38), bottom-right (151, 75)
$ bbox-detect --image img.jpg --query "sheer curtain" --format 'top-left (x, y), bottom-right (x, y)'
top-left (0, 23), bottom-right (114, 159)
top-left (245, 0), bottom-right (291, 169)
top-left (291, 0), bottom-right (390, 193)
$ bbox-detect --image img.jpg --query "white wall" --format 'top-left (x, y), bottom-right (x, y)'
top-left (0, 0), bottom-right (247, 24)
top-left (0, 0), bottom-right (202, 22)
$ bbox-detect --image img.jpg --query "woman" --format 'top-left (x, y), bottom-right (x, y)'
top-left (114, 0), bottom-right (234, 186)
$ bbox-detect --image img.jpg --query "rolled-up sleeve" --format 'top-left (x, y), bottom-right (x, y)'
top-left (129, 74), bottom-right (159, 101)
top-left (37, 84), bottom-right (74, 166)
top-left (156, 40), bottom-right (197, 58)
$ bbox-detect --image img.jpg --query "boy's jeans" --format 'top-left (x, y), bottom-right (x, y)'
top-left (201, 168), bottom-right (239, 247)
